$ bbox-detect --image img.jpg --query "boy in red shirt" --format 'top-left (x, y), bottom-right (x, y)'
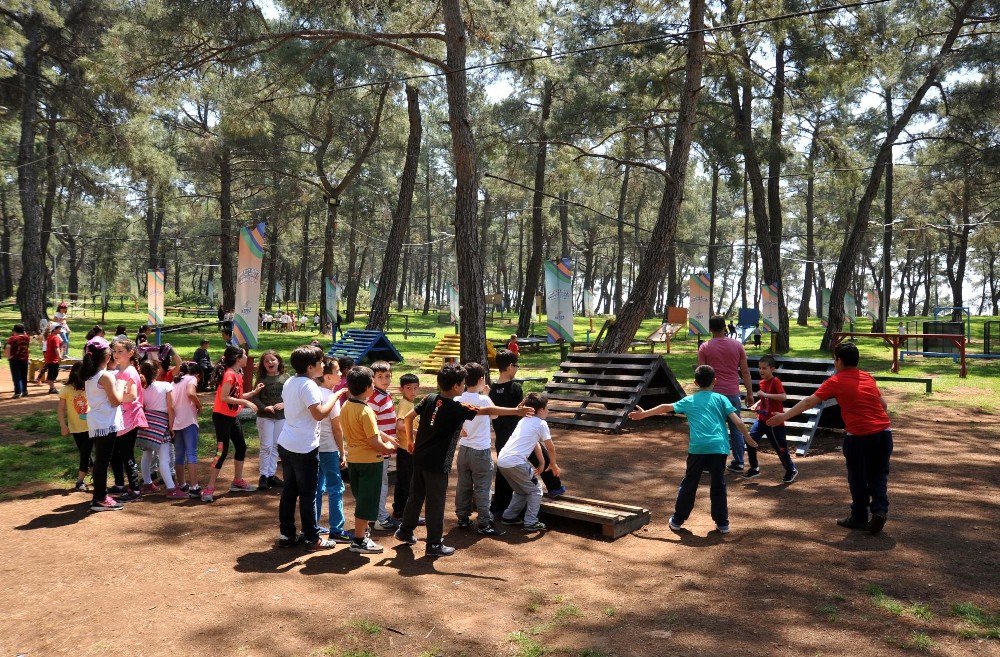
top-left (43, 325), bottom-right (62, 394)
top-left (4, 323), bottom-right (31, 398)
top-left (746, 355), bottom-right (797, 482)
top-left (506, 335), bottom-right (520, 355)
top-left (769, 342), bottom-right (892, 534)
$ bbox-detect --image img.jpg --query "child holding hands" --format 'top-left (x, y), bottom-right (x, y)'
top-left (629, 365), bottom-right (756, 534)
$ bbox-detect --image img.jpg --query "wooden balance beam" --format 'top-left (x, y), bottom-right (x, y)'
top-left (539, 494), bottom-right (651, 539)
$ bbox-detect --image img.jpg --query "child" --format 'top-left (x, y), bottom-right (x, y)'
top-left (315, 358), bottom-right (351, 542)
top-left (275, 345), bottom-right (339, 550)
top-left (53, 301), bottom-right (70, 357)
top-left (629, 365), bottom-right (756, 534)
top-left (334, 356), bottom-right (353, 393)
top-left (455, 363), bottom-right (504, 536)
top-left (136, 361), bottom-right (184, 498)
top-left (193, 339), bottom-right (213, 391)
top-left (489, 350), bottom-right (564, 515)
top-left (768, 342), bottom-right (892, 534)
top-left (496, 393), bottom-right (559, 532)
top-left (81, 337), bottom-right (132, 512)
top-left (171, 361), bottom-right (203, 497)
top-left (4, 323), bottom-right (31, 399)
top-left (110, 337), bottom-right (147, 501)
top-left (254, 350), bottom-right (289, 490)
top-left (393, 373), bottom-right (420, 521)
top-left (203, 345), bottom-right (263, 502)
top-left (368, 361), bottom-right (400, 532)
top-left (506, 334), bottom-right (520, 355)
top-left (752, 324), bottom-right (762, 348)
top-left (746, 355), bottom-right (797, 482)
top-left (395, 364), bottom-right (529, 557)
top-left (43, 325), bottom-right (62, 394)
top-left (340, 366), bottom-right (397, 554)
top-left (58, 362), bottom-right (92, 492)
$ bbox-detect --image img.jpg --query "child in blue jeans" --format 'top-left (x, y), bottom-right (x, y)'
top-left (315, 358), bottom-right (351, 542)
top-left (629, 365), bottom-right (755, 534)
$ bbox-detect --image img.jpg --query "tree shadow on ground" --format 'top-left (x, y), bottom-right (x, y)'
top-left (14, 500), bottom-right (91, 530)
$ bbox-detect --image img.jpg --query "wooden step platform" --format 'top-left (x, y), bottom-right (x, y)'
top-left (539, 494), bottom-right (651, 539)
top-left (543, 353), bottom-right (686, 432)
top-left (421, 334), bottom-right (497, 373)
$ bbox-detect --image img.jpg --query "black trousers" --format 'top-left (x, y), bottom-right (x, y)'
top-left (90, 434), bottom-right (115, 503)
top-left (73, 431), bottom-right (94, 473)
top-left (673, 453), bottom-right (728, 526)
top-left (277, 445), bottom-right (320, 542)
top-left (401, 468), bottom-right (449, 545)
top-left (843, 430), bottom-right (893, 522)
top-left (111, 428), bottom-right (140, 490)
top-left (392, 448), bottom-right (413, 516)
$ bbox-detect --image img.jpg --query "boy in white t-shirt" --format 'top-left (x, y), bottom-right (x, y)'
top-left (455, 363), bottom-right (504, 537)
top-left (276, 345), bottom-right (339, 550)
top-left (496, 392), bottom-right (560, 532)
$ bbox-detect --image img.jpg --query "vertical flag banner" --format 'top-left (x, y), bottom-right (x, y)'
top-left (207, 279), bottom-right (217, 304)
top-left (368, 279), bottom-right (378, 310)
top-left (583, 289), bottom-right (595, 318)
top-left (274, 280), bottom-right (283, 303)
top-left (324, 276), bottom-right (340, 325)
top-left (761, 282), bottom-right (780, 333)
top-left (147, 268), bottom-right (165, 326)
top-left (688, 273), bottom-right (712, 336)
top-left (544, 258), bottom-right (574, 343)
top-left (448, 283), bottom-right (460, 324)
top-left (867, 290), bottom-right (880, 320)
top-left (820, 288), bottom-right (832, 327)
top-left (845, 292), bottom-right (857, 319)
top-left (234, 223), bottom-right (266, 349)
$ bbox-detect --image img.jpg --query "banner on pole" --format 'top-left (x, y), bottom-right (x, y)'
top-left (820, 288), bottom-right (832, 327)
top-left (761, 282), bottom-right (780, 333)
top-left (583, 289), bottom-right (595, 318)
top-left (845, 291), bottom-right (857, 320)
top-left (544, 258), bottom-right (574, 343)
top-left (147, 269), bottom-right (165, 326)
top-left (448, 283), bottom-right (460, 324)
top-left (233, 223), bottom-right (266, 349)
top-left (866, 290), bottom-right (879, 320)
top-left (368, 280), bottom-right (378, 310)
top-left (324, 276), bottom-right (340, 325)
top-left (688, 273), bottom-right (712, 336)
top-left (207, 279), bottom-right (217, 304)
top-left (273, 280), bottom-right (282, 303)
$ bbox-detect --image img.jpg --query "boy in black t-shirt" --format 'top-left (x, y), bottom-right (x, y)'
top-left (489, 350), bottom-right (565, 515)
top-left (395, 363), bottom-right (529, 557)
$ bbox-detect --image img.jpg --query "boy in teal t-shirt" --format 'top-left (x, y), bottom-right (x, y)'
top-left (630, 365), bottom-right (755, 534)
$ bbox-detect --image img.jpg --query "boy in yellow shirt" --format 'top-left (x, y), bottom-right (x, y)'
top-left (393, 373), bottom-right (421, 520)
top-left (341, 366), bottom-right (397, 554)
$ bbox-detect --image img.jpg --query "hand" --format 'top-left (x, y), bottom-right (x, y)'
top-left (549, 463), bottom-right (561, 477)
top-left (264, 405), bottom-right (274, 415)
top-left (60, 426), bottom-right (69, 436)
top-left (518, 406), bottom-right (534, 417)
top-left (534, 466), bottom-right (544, 476)
top-left (750, 400), bottom-right (761, 411)
top-left (628, 406), bottom-right (646, 421)
top-left (766, 413), bottom-right (786, 427)
top-left (745, 394), bottom-right (754, 408)
top-left (339, 455), bottom-right (347, 469)
top-left (460, 429), bottom-right (468, 437)
top-left (407, 443), bottom-right (414, 454)
top-left (744, 433), bottom-right (759, 448)
top-left (254, 383), bottom-right (265, 393)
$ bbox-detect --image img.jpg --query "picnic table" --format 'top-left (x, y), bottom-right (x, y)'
top-left (493, 337), bottom-right (546, 353)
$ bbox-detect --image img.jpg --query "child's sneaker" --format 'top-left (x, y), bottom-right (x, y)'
top-left (187, 486), bottom-right (202, 499)
top-left (782, 469), bottom-right (798, 483)
top-left (116, 489), bottom-right (142, 503)
top-left (277, 533), bottom-right (305, 548)
top-left (258, 475), bottom-right (270, 491)
top-left (456, 517), bottom-right (472, 529)
top-left (350, 535), bottom-right (384, 554)
top-left (229, 478), bottom-right (255, 492)
top-left (716, 524), bottom-right (731, 534)
top-left (743, 467), bottom-right (761, 479)
top-left (477, 522), bottom-right (506, 537)
top-left (523, 521), bottom-right (547, 531)
top-left (141, 482), bottom-right (160, 493)
top-left (74, 480), bottom-right (89, 493)
top-left (726, 462), bottom-right (744, 473)
top-left (500, 515), bottom-right (523, 526)
top-left (868, 513), bottom-right (887, 535)
top-left (372, 517), bottom-right (400, 532)
top-left (668, 516), bottom-right (682, 531)
top-left (107, 485), bottom-right (127, 495)
top-left (425, 543), bottom-right (456, 557)
top-left (305, 537), bottom-right (336, 551)
top-left (166, 488), bottom-right (188, 500)
top-left (90, 496), bottom-right (124, 512)
top-left (267, 475), bottom-right (284, 488)
top-left (329, 529), bottom-right (353, 544)
top-left (544, 486), bottom-right (567, 498)
top-left (201, 487), bottom-right (215, 502)
top-left (179, 483), bottom-right (190, 493)
top-left (393, 528), bottom-right (418, 545)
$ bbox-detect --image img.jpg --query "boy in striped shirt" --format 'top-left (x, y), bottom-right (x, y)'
top-left (368, 361), bottom-right (401, 531)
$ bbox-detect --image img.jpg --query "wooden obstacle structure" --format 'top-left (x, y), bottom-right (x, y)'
top-left (746, 355), bottom-right (844, 454)
top-left (646, 307), bottom-right (688, 353)
top-left (421, 334), bottom-right (497, 373)
top-left (539, 494), bottom-right (651, 539)
top-left (327, 330), bottom-right (403, 364)
top-left (543, 353), bottom-right (686, 432)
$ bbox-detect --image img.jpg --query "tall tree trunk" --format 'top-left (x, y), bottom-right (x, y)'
top-left (298, 205), bottom-right (311, 307)
top-left (423, 153), bottom-right (433, 315)
top-left (601, 0), bottom-right (705, 352)
top-left (370, 85), bottom-right (422, 330)
top-left (146, 180), bottom-right (164, 272)
top-left (798, 122), bottom-right (819, 326)
top-left (345, 208), bottom-right (357, 323)
top-left (945, 170), bottom-right (972, 320)
top-left (264, 213), bottom-right (279, 310)
top-left (822, 0), bottom-right (974, 349)
top-left (517, 79), bottom-right (553, 337)
top-left (738, 173), bottom-right (750, 309)
top-left (0, 184), bottom-right (13, 299)
top-left (612, 166), bottom-right (630, 315)
top-left (707, 165), bottom-right (719, 304)
top-left (878, 88), bottom-right (894, 333)
top-left (559, 191), bottom-right (570, 259)
top-left (219, 149), bottom-right (237, 311)
top-left (16, 15), bottom-right (46, 330)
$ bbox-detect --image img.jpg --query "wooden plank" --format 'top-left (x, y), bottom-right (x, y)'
top-left (545, 393), bottom-right (633, 405)
top-left (555, 494), bottom-right (650, 515)
top-left (566, 352), bottom-right (661, 361)
top-left (547, 405), bottom-right (624, 417)
top-left (545, 382), bottom-right (640, 393)
top-left (545, 417), bottom-right (618, 430)
top-left (539, 496), bottom-right (651, 539)
top-left (553, 372), bottom-right (646, 382)
top-left (557, 362), bottom-right (652, 372)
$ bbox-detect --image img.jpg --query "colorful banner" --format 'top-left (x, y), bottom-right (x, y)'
top-left (867, 290), bottom-right (880, 320)
top-left (688, 273), bottom-right (712, 335)
top-left (761, 282), bottom-right (780, 333)
top-left (207, 279), bottom-right (217, 303)
top-left (273, 280), bottom-right (282, 303)
top-left (845, 291), bottom-right (857, 320)
top-left (544, 258), bottom-right (574, 343)
top-left (448, 283), bottom-right (460, 324)
top-left (583, 289), bottom-right (595, 318)
top-left (233, 223), bottom-right (266, 349)
top-left (324, 276), bottom-right (340, 325)
top-left (147, 268), bottom-right (165, 326)
top-left (820, 288), bottom-right (832, 327)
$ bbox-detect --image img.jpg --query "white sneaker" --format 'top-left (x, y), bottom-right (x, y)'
top-left (668, 516), bottom-right (682, 530)
top-left (349, 535), bottom-right (384, 554)
top-left (372, 517), bottom-right (400, 532)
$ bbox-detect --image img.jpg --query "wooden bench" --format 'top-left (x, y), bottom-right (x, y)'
top-left (539, 494), bottom-right (651, 539)
top-left (28, 357), bottom-right (81, 380)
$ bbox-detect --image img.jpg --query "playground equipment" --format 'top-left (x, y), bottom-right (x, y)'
top-left (382, 313), bottom-right (436, 339)
top-left (421, 335), bottom-right (497, 372)
top-left (539, 495), bottom-right (651, 539)
top-left (159, 319), bottom-right (221, 334)
top-left (736, 308), bottom-right (760, 344)
top-left (746, 355), bottom-right (845, 455)
top-left (833, 331), bottom-right (968, 378)
top-left (932, 306), bottom-right (971, 340)
top-left (985, 321), bottom-right (1000, 355)
top-left (646, 307), bottom-right (687, 353)
top-left (543, 353), bottom-right (685, 432)
top-left (327, 330), bottom-right (403, 364)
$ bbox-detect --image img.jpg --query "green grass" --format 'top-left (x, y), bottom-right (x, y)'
top-left (508, 631), bottom-right (547, 657)
top-left (349, 619), bottom-right (382, 636)
top-left (951, 602), bottom-right (1000, 639)
top-left (579, 650), bottom-right (609, 657)
top-left (819, 604), bottom-right (839, 622)
top-left (553, 603), bottom-right (582, 621)
top-left (907, 632), bottom-right (934, 651)
top-left (868, 585), bottom-right (933, 620)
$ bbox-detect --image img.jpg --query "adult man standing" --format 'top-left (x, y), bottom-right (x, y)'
top-left (697, 315), bottom-right (754, 472)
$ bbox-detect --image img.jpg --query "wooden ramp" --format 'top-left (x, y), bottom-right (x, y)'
top-left (327, 330), bottom-right (403, 364)
top-left (746, 355), bottom-right (843, 455)
top-left (540, 494), bottom-right (651, 539)
top-left (543, 353), bottom-right (686, 432)
top-left (421, 335), bottom-right (497, 373)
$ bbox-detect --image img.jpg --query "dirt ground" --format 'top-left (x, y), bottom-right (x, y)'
top-left (0, 366), bottom-right (998, 657)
